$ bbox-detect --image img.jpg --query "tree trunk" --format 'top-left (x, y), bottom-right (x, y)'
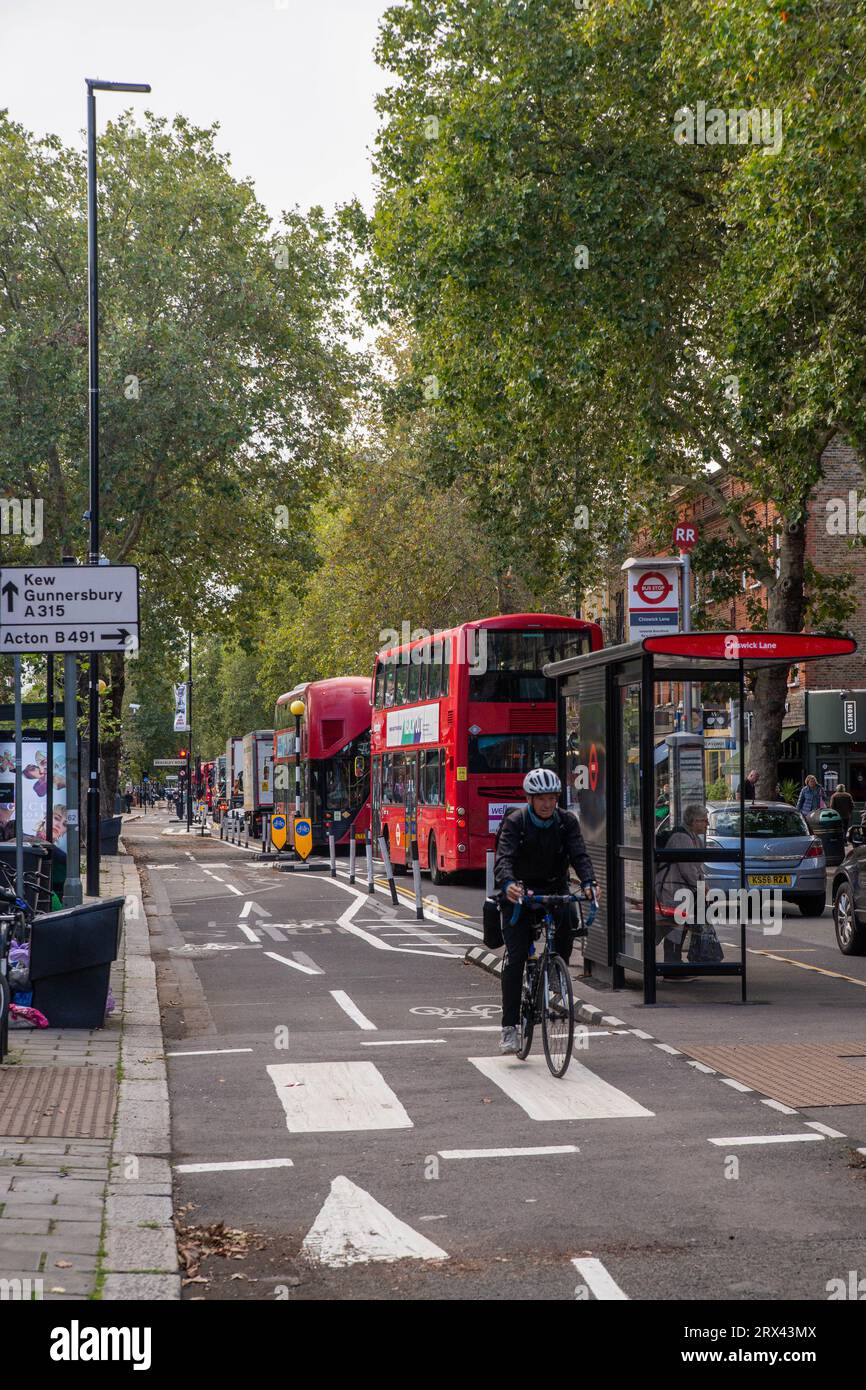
top-left (750, 500), bottom-right (809, 799)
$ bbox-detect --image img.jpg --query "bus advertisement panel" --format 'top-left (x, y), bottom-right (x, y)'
top-left (370, 614), bottom-right (603, 881)
top-left (274, 677), bottom-right (371, 848)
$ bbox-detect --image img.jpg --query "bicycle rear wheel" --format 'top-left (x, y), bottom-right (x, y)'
top-left (541, 955), bottom-right (574, 1077)
top-left (516, 962), bottom-right (536, 1059)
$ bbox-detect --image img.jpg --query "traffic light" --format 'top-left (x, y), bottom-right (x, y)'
top-left (178, 748), bottom-right (188, 759)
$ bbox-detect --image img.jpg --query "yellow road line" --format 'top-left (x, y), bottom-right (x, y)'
top-left (376, 878), bottom-right (473, 921)
top-left (749, 948), bottom-right (866, 988)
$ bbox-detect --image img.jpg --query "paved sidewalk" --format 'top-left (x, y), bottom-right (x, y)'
top-left (0, 840), bottom-right (179, 1300)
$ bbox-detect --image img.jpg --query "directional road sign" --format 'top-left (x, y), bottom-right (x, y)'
top-left (0, 565), bottom-right (140, 653)
top-left (293, 816), bottom-right (313, 860)
top-left (154, 758), bottom-right (186, 768)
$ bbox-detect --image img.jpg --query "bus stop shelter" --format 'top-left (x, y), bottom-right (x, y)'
top-left (546, 631), bottom-right (857, 1005)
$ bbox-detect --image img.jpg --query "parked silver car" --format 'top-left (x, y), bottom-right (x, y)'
top-left (704, 802), bottom-right (827, 917)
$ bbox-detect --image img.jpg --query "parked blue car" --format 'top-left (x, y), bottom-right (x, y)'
top-left (704, 802), bottom-right (826, 917)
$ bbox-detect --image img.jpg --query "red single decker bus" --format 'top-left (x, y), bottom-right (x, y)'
top-left (274, 677), bottom-right (371, 847)
top-left (370, 614), bottom-right (603, 882)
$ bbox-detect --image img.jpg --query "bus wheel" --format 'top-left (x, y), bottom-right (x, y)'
top-left (428, 834), bottom-right (451, 886)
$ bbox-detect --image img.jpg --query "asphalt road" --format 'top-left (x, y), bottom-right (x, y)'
top-left (125, 811), bottom-right (866, 1302)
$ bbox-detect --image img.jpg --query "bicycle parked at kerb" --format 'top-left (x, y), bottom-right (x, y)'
top-left (0, 882), bottom-right (34, 1063)
top-left (515, 891), bottom-right (596, 1078)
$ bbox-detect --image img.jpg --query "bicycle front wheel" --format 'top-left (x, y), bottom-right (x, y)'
top-left (541, 955), bottom-right (574, 1077)
top-left (516, 963), bottom-right (536, 1060)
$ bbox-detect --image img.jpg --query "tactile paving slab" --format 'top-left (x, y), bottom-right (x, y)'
top-left (0, 1065), bottom-right (116, 1138)
top-left (679, 1042), bottom-right (866, 1108)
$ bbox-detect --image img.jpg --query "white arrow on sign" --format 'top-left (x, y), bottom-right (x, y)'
top-left (0, 565), bottom-right (140, 654)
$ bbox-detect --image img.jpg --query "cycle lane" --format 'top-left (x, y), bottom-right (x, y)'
top-left (127, 822), bottom-right (866, 1301)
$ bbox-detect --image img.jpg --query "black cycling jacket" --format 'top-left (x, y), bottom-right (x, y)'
top-left (493, 806), bottom-right (595, 895)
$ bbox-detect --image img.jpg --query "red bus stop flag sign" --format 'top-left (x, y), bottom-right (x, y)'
top-left (642, 631), bottom-right (857, 662)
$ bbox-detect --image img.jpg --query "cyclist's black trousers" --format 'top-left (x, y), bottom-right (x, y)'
top-left (501, 906), bottom-right (573, 1027)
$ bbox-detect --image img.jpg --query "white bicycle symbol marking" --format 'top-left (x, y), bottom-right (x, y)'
top-left (410, 1004), bottom-right (501, 1019)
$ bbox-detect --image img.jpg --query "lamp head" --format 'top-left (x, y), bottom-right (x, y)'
top-left (289, 700), bottom-right (305, 718)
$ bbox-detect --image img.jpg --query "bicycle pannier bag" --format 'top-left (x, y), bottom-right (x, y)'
top-left (482, 896), bottom-right (504, 949)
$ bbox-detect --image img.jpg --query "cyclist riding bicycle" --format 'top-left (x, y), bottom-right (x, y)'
top-left (494, 767), bottom-right (598, 1056)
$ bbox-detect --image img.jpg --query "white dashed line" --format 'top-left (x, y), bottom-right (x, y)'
top-left (330, 990), bottom-right (377, 1031)
top-left (571, 1256), bottom-right (629, 1301)
top-left (707, 1133), bottom-right (825, 1147)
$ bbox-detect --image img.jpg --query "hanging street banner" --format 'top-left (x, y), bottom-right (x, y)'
top-left (0, 565), bottom-right (140, 653)
top-left (173, 683), bottom-right (190, 732)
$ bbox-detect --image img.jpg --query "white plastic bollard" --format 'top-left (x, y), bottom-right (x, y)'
top-left (328, 833), bottom-right (337, 878)
top-left (411, 839), bottom-right (424, 920)
top-left (366, 831), bottom-right (374, 895)
top-left (486, 849), bottom-right (495, 898)
top-left (348, 833), bottom-right (357, 884)
top-left (378, 835), bottom-right (399, 905)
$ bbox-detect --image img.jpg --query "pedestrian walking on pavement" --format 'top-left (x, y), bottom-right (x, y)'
top-left (741, 770), bottom-right (758, 801)
top-left (830, 783), bottom-right (854, 832)
top-left (797, 775), bottom-right (827, 815)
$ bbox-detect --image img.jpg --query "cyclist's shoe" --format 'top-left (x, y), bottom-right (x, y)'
top-left (500, 1026), bottom-right (521, 1055)
top-left (572, 923), bottom-right (588, 938)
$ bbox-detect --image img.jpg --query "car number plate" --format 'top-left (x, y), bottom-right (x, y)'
top-left (747, 874), bottom-right (792, 887)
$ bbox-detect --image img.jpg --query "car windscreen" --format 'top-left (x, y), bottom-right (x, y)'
top-left (709, 808), bottom-right (807, 839)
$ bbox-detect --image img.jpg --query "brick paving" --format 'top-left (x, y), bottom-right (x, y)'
top-left (0, 840), bottom-right (179, 1301)
top-left (679, 1041), bottom-right (866, 1108)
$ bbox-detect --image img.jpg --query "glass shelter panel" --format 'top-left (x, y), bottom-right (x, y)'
top-left (653, 678), bottom-right (752, 973)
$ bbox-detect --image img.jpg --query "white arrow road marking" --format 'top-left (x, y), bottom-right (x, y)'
top-left (240, 900), bottom-right (271, 919)
top-left (264, 951), bottom-right (320, 976)
top-left (176, 1158), bottom-right (293, 1173)
top-left (330, 989), bottom-right (377, 1030)
top-left (468, 1056), bottom-right (655, 1122)
top-left (290, 951), bottom-right (324, 974)
top-left (572, 1257), bottom-right (629, 1300)
top-left (237, 922), bottom-right (260, 943)
top-left (302, 1176), bottom-right (447, 1267)
top-left (267, 1061), bottom-right (413, 1132)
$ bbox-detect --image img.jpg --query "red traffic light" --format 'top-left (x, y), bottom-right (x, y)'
top-left (178, 748), bottom-right (188, 759)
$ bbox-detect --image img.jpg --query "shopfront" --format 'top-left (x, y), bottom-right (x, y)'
top-left (547, 631), bottom-right (857, 1004)
top-left (806, 690), bottom-right (866, 807)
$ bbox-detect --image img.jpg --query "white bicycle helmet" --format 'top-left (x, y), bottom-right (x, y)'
top-left (523, 767), bottom-right (561, 796)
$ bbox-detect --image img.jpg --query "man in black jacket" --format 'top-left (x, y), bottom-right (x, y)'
top-left (494, 767), bottom-right (598, 1055)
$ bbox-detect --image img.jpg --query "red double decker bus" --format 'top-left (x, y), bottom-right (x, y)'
top-left (370, 614), bottom-right (603, 882)
top-left (274, 677), bottom-right (371, 847)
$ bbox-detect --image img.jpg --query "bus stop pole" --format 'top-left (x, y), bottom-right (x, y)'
top-left (378, 835), bottom-right (399, 906)
top-left (13, 656), bottom-right (24, 900)
top-left (641, 651), bottom-right (657, 1005)
top-left (366, 830), bottom-right (374, 894)
top-left (739, 659), bottom-right (748, 1003)
top-left (348, 833), bottom-right (357, 884)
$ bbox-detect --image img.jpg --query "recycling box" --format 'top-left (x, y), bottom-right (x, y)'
top-left (30, 896), bottom-right (125, 1029)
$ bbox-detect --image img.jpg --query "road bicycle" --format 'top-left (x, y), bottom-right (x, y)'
top-left (515, 892), bottom-right (595, 1078)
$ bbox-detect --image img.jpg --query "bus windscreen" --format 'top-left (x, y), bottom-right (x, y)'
top-left (469, 628), bottom-right (591, 702)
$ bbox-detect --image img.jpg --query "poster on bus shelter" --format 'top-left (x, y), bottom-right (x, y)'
top-left (0, 739), bottom-right (68, 852)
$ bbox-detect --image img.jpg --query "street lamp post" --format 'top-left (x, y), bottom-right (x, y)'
top-left (290, 700), bottom-right (305, 857)
top-left (85, 77), bottom-right (151, 898)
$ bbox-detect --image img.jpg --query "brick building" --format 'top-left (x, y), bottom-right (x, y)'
top-left (583, 432), bottom-right (866, 801)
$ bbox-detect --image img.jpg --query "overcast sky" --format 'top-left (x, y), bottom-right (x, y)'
top-left (1, 0), bottom-right (390, 219)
